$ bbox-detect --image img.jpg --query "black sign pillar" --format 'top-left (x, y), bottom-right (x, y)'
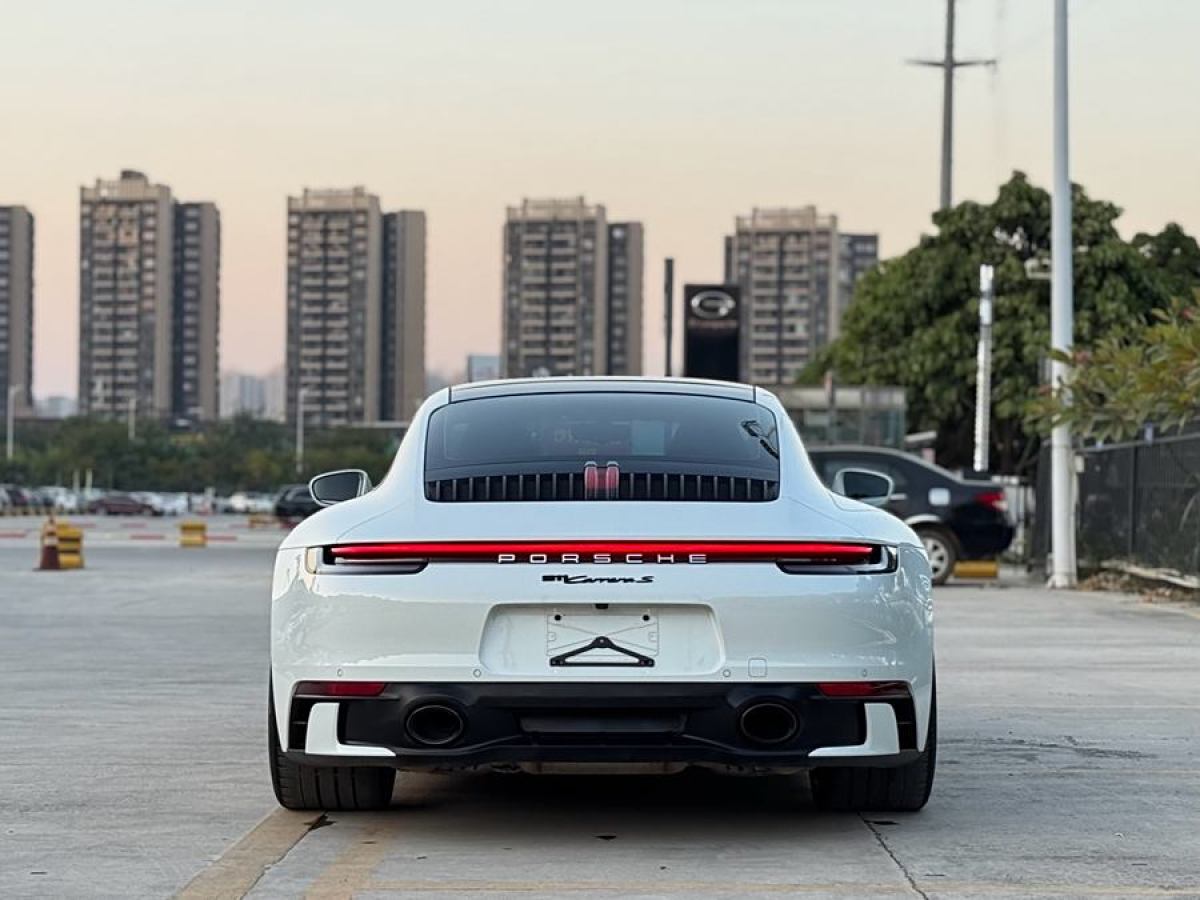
top-left (683, 284), bottom-right (740, 382)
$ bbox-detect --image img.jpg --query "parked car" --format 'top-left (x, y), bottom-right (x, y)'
top-left (268, 378), bottom-right (936, 813)
top-left (1, 484), bottom-right (36, 511)
top-left (86, 492), bottom-right (161, 516)
top-left (131, 491), bottom-right (188, 516)
top-left (807, 445), bottom-right (1015, 585)
top-left (273, 484), bottom-right (321, 520)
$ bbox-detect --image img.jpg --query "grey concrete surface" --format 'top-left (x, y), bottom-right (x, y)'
top-left (0, 545), bottom-right (276, 898)
top-left (2, 548), bottom-right (1199, 898)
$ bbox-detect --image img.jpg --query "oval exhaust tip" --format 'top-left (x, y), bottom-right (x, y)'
top-left (738, 701), bottom-right (799, 745)
top-left (405, 703), bottom-right (465, 747)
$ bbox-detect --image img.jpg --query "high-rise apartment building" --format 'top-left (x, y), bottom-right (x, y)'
top-left (173, 202), bottom-right (220, 420)
top-left (220, 371), bottom-right (267, 418)
top-left (79, 171), bottom-right (175, 418)
top-left (606, 222), bottom-right (643, 376)
top-left (0, 206), bottom-right (34, 421)
top-left (286, 187), bottom-right (381, 427)
top-left (466, 353), bottom-right (500, 383)
top-left (501, 197), bottom-right (644, 378)
top-left (726, 207), bottom-right (877, 384)
top-left (78, 170), bottom-right (221, 421)
top-left (382, 211), bottom-right (426, 422)
top-left (285, 188), bottom-right (426, 426)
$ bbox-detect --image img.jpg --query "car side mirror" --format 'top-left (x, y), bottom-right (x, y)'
top-left (831, 468), bottom-right (893, 508)
top-left (309, 469), bottom-right (372, 507)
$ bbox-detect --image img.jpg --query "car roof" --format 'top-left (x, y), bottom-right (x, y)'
top-left (448, 376), bottom-right (757, 404)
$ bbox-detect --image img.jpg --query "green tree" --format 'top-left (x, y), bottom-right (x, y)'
top-left (1029, 299), bottom-right (1200, 442)
top-left (806, 172), bottom-right (1194, 473)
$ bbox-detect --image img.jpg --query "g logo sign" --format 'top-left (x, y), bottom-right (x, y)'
top-left (689, 290), bottom-right (736, 320)
top-left (691, 290), bottom-right (734, 321)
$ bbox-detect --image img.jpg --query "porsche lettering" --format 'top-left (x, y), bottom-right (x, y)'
top-left (497, 552), bottom-right (707, 564)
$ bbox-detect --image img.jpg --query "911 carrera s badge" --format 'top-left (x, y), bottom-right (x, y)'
top-left (543, 574), bottom-right (654, 584)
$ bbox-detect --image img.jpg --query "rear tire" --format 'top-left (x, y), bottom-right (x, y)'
top-left (810, 689), bottom-right (937, 813)
top-left (917, 527), bottom-right (957, 586)
top-left (268, 689), bottom-right (395, 811)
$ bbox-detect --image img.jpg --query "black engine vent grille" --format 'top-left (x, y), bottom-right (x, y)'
top-left (425, 472), bottom-right (779, 503)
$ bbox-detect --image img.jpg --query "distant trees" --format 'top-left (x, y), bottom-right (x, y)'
top-left (803, 172), bottom-right (1200, 473)
top-left (0, 415), bottom-right (399, 492)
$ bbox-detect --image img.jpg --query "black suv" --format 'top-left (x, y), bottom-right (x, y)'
top-left (807, 445), bottom-right (1014, 585)
top-left (274, 484), bottom-right (321, 521)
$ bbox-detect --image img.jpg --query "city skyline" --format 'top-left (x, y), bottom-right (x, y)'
top-left (3, 0), bottom-right (1198, 397)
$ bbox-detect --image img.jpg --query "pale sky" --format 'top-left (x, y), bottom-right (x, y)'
top-left (2, 0), bottom-right (1198, 398)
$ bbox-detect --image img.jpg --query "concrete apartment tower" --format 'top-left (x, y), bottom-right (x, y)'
top-left (0, 206), bottom-right (34, 420)
top-left (726, 207), bottom-right (877, 384)
top-left (286, 187), bottom-right (382, 427)
top-left (502, 197), bottom-right (610, 379)
top-left (79, 171), bottom-right (175, 418)
top-left (173, 202), bottom-right (221, 421)
top-left (286, 189), bottom-right (427, 427)
top-left (606, 222), bottom-right (644, 376)
top-left (381, 211), bottom-right (426, 422)
top-left (79, 171), bottom-right (221, 421)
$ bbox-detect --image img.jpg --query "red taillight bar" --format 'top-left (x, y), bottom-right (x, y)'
top-left (817, 681), bottom-right (910, 699)
top-left (326, 540), bottom-right (879, 564)
top-left (294, 681), bottom-right (387, 698)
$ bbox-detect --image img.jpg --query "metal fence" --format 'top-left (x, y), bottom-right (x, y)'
top-left (1033, 432), bottom-right (1200, 577)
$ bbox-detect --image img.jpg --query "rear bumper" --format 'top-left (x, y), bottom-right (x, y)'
top-left (282, 681), bottom-right (923, 773)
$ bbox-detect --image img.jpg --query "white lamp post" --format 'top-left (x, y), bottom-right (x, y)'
top-left (1049, 0), bottom-right (1077, 587)
top-left (6, 384), bottom-right (21, 462)
top-left (295, 387), bottom-right (309, 476)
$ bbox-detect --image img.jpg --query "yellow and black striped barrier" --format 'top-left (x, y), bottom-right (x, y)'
top-left (56, 523), bottom-right (84, 569)
top-left (953, 560), bottom-right (999, 580)
top-left (180, 520), bottom-right (208, 548)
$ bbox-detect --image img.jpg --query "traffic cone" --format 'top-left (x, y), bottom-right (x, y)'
top-left (37, 516), bottom-right (60, 571)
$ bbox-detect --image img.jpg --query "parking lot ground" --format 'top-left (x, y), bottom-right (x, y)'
top-left (0, 544), bottom-right (274, 899)
top-left (2, 546), bottom-right (1199, 899)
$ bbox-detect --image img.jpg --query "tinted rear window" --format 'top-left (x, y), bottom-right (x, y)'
top-left (426, 392), bottom-right (779, 479)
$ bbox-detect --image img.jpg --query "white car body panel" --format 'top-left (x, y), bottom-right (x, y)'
top-left (270, 378), bottom-right (934, 769)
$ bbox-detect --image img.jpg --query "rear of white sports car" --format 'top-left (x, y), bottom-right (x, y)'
top-left (269, 379), bottom-right (935, 812)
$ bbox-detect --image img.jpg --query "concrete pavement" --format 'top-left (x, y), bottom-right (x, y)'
top-left (1, 544), bottom-right (1198, 898)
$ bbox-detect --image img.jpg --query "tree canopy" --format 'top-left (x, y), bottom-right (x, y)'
top-left (805, 172), bottom-right (1199, 473)
top-left (1029, 299), bottom-right (1200, 443)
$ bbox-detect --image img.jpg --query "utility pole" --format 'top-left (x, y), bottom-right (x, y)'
top-left (973, 265), bottom-right (994, 473)
top-left (127, 396), bottom-right (137, 441)
top-left (663, 258), bottom-right (674, 376)
top-left (1049, 0), bottom-right (1077, 588)
top-left (909, 0), bottom-right (996, 210)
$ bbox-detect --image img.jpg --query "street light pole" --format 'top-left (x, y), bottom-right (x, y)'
top-left (973, 265), bottom-right (994, 474)
top-left (6, 384), bottom-right (21, 462)
top-left (295, 387), bottom-right (308, 476)
top-left (1049, 0), bottom-right (1077, 588)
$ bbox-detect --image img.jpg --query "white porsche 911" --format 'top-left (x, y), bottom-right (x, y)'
top-left (269, 378), bottom-right (935, 812)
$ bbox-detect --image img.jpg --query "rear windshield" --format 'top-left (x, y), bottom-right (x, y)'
top-left (425, 392), bottom-right (779, 479)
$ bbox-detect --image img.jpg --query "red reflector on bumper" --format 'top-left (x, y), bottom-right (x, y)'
top-left (817, 681), bottom-right (910, 698)
top-left (295, 681), bottom-right (387, 697)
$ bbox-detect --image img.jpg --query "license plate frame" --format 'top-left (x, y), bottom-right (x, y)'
top-left (546, 609), bottom-right (659, 667)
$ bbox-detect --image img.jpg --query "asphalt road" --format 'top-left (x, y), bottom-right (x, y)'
top-left (1, 542), bottom-right (1199, 899)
